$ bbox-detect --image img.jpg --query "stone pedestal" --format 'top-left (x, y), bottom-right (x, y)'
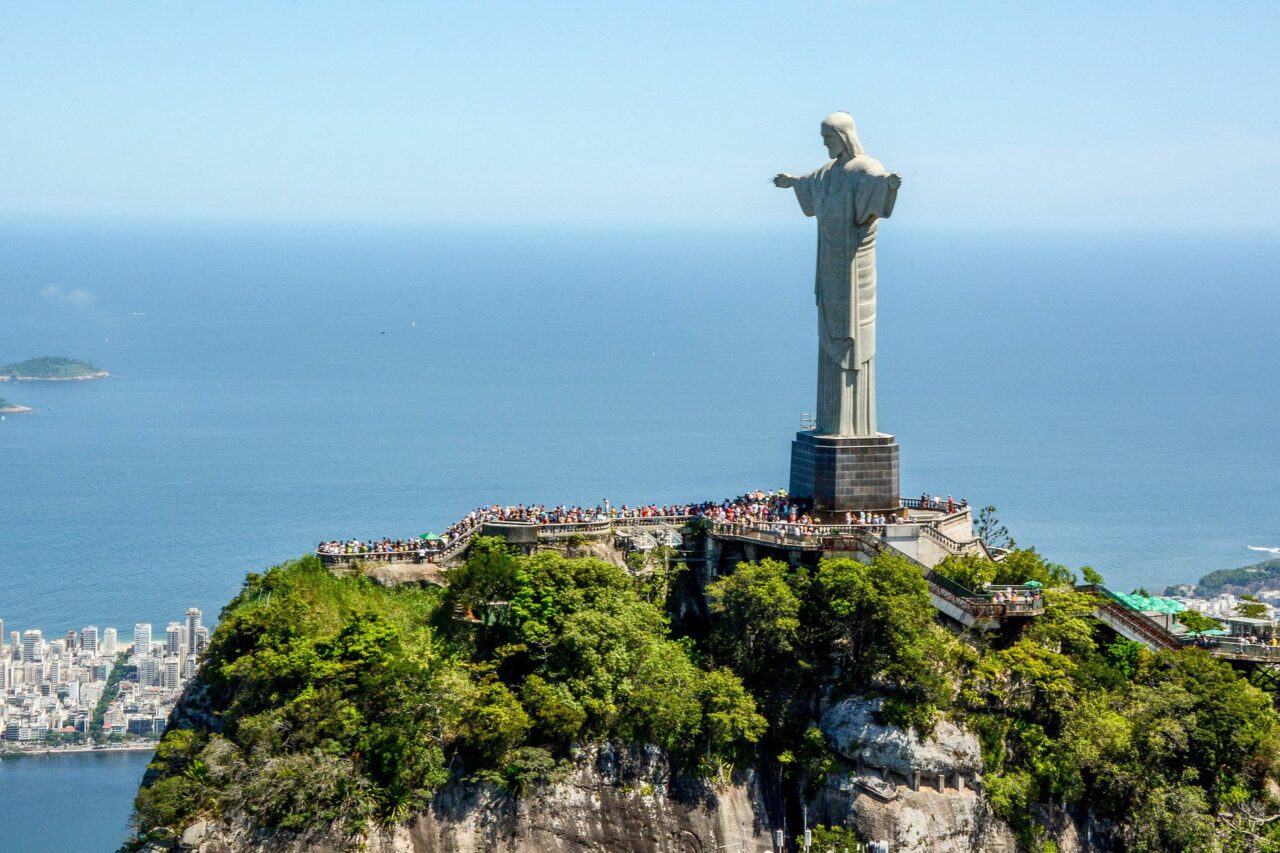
top-left (789, 431), bottom-right (900, 512)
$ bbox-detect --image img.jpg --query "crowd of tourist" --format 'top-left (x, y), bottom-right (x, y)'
top-left (317, 488), bottom-right (972, 563)
top-left (1190, 633), bottom-right (1280, 652)
top-left (316, 538), bottom-right (435, 558)
top-left (990, 587), bottom-right (1042, 607)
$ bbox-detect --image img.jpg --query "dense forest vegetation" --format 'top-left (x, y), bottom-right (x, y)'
top-left (130, 543), bottom-right (764, 845)
top-left (0, 355), bottom-right (102, 379)
top-left (1186, 556), bottom-right (1280, 598)
top-left (131, 540), bottom-right (1280, 851)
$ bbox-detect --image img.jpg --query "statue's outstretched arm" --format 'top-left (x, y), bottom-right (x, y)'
top-left (884, 173), bottom-right (902, 218)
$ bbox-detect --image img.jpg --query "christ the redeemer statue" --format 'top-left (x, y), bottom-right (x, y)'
top-left (774, 112), bottom-right (902, 437)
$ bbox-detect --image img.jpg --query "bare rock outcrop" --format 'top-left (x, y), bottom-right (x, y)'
top-left (175, 744), bottom-right (777, 853)
top-left (161, 698), bottom-right (1094, 852)
top-left (814, 691), bottom-right (983, 778)
top-left (808, 770), bottom-right (1016, 853)
top-left (820, 696), bottom-right (982, 780)
top-left (808, 697), bottom-right (1015, 853)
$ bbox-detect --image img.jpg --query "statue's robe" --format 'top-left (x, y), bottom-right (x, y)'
top-left (792, 154), bottom-right (897, 436)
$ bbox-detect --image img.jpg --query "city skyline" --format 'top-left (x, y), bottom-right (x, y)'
top-left (1, 606), bottom-right (205, 750)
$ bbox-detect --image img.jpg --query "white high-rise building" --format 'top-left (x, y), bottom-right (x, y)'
top-left (165, 623), bottom-right (182, 656)
top-left (195, 626), bottom-right (209, 655)
top-left (102, 628), bottom-right (118, 656)
top-left (65, 630), bottom-right (77, 651)
top-left (185, 609), bottom-right (202, 655)
top-left (10, 630), bottom-right (20, 660)
top-left (24, 661), bottom-right (45, 684)
top-left (81, 626), bottom-right (98, 655)
top-left (22, 630), bottom-right (42, 663)
top-left (137, 657), bottom-right (160, 687)
top-left (133, 624), bottom-right (152, 656)
top-left (162, 657), bottom-right (181, 690)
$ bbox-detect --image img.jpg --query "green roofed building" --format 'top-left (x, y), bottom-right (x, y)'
top-left (1113, 592), bottom-right (1187, 614)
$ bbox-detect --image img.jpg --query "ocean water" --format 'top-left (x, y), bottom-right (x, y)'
top-left (1, 221), bottom-right (1278, 850)
top-left (0, 750), bottom-right (151, 851)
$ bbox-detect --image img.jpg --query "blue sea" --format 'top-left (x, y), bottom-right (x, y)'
top-left (2, 221), bottom-right (1278, 850)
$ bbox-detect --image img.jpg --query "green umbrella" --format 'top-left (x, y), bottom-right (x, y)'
top-left (1024, 580), bottom-right (1044, 588)
top-left (420, 532), bottom-right (441, 541)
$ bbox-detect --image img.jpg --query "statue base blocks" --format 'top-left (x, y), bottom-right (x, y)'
top-left (789, 431), bottom-right (900, 512)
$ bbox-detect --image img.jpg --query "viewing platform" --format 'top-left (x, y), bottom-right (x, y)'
top-left (314, 494), bottom-right (1038, 630)
top-left (315, 505), bottom-right (990, 569)
top-left (1079, 584), bottom-right (1280, 666)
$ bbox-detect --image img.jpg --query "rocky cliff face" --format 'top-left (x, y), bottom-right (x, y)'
top-left (165, 698), bottom-right (1103, 853)
top-left (808, 696), bottom-right (1015, 853)
top-left (171, 744), bottom-right (775, 853)
top-left (809, 697), bottom-right (1105, 853)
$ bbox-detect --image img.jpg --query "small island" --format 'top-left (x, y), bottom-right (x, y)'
top-left (0, 397), bottom-right (33, 413)
top-left (0, 356), bottom-right (108, 382)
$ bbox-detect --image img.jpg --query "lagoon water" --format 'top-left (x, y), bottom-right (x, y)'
top-left (2, 221), bottom-right (1278, 850)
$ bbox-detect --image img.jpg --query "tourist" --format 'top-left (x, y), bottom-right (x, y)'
top-left (319, 486), bottom-right (977, 565)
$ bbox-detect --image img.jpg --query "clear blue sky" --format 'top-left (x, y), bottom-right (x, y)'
top-left (2, 1), bottom-right (1277, 228)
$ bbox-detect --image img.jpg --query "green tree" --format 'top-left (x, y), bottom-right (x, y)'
top-left (1080, 566), bottom-right (1105, 585)
top-left (807, 555), bottom-right (930, 684)
top-left (520, 674), bottom-right (587, 743)
top-left (975, 504), bottom-right (1015, 550)
top-left (458, 677), bottom-right (530, 766)
top-left (90, 652), bottom-right (129, 742)
top-left (1235, 594), bottom-right (1269, 620)
top-left (798, 823), bottom-right (862, 850)
top-left (1104, 639), bottom-right (1145, 680)
top-left (697, 667), bottom-right (766, 771)
top-left (992, 548), bottom-right (1074, 588)
top-left (446, 536), bottom-right (519, 627)
top-left (1176, 609), bottom-right (1222, 635)
top-left (935, 552), bottom-right (997, 591)
top-left (706, 559), bottom-right (801, 683)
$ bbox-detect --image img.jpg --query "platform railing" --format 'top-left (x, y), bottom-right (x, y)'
top-left (611, 514), bottom-right (695, 527)
top-left (901, 497), bottom-right (968, 513)
top-left (317, 514), bottom-right (976, 563)
top-left (318, 503), bottom-right (988, 567)
top-left (1077, 585), bottom-right (1183, 651)
top-left (704, 520), bottom-right (900, 548)
top-left (918, 522), bottom-right (988, 557)
top-left (316, 548), bottom-right (438, 566)
top-left (922, 572), bottom-right (1045, 620)
top-left (1187, 636), bottom-right (1280, 660)
top-left (534, 520), bottom-right (612, 540)
top-left (924, 570), bottom-right (1003, 620)
top-left (985, 584), bottom-right (1047, 615)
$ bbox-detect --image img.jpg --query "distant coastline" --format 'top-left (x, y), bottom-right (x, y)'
top-left (0, 743), bottom-right (157, 760)
top-left (0, 398), bottom-right (33, 414)
top-left (0, 356), bottom-right (108, 383)
top-left (1, 373), bottom-right (109, 383)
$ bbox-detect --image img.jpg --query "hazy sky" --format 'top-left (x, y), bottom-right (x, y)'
top-left (2, 1), bottom-right (1277, 228)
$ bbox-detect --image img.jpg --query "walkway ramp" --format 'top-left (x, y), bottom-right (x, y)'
top-left (1079, 585), bottom-right (1181, 651)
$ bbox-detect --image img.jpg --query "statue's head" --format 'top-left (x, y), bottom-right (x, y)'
top-left (820, 112), bottom-right (865, 161)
